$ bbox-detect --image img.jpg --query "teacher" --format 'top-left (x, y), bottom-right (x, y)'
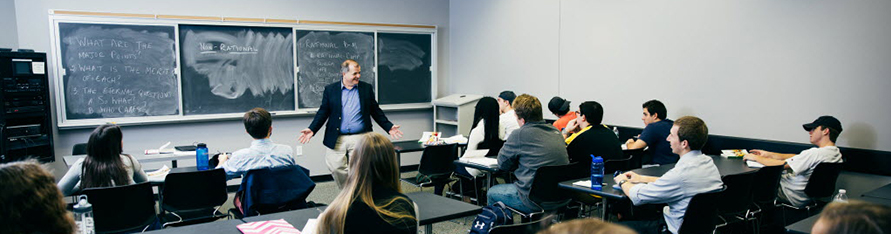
top-left (299, 59), bottom-right (404, 188)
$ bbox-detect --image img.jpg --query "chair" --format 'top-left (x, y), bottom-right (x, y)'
top-left (72, 143), bottom-right (87, 155)
top-left (605, 156), bottom-right (633, 175)
top-left (504, 163), bottom-right (587, 222)
top-left (159, 168), bottom-right (228, 227)
top-left (715, 171), bottom-right (758, 232)
top-left (489, 217), bottom-right (547, 234)
top-left (623, 149), bottom-right (644, 170)
top-left (748, 165), bottom-right (784, 231)
top-left (229, 165), bottom-right (316, 218)
top-left (400, 144), bottom-right (459, 195)
top-left (779, 162), bottom-right (843, 224)
top-left (81, 182), bottom-right (157, 234)
top-left (677, 186), bottom-right (725, 234)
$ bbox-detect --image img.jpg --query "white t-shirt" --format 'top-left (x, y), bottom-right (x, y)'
top-left (499, 109), bottom-right (519, 140)
top-left (779, 146), bottom-right (842, 207)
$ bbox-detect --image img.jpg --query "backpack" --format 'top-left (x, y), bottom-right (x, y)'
top-left (468, 201), bottom-right (514, 234)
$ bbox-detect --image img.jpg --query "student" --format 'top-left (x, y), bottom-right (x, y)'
top-left (497, 90), bottom-right (520, 139)
top-left (460, 96), bottom-right (504, 177)
top-left (624, 100), bottom-right (677, 165)
top-left (58, 124), bottom-right (148, 196)
top-left (0, 160), bottom-right (76, 234)
top-left (744, 116), bottom-right (843, 208)
top-left (564, 101), bottom-right (623, 165)
top-left (317, 132), bottom-right (417, 234)
top-left (538, 218), bottom-right (637, 234)
top-left (489, 94), bottom-right (569, 213)
top-left (811, 200), bottom-right (891, 234)
top-left (548, 96), bottom-right (576, 131)
top-left (299, 59), bottom-right (404, 188)
top-left (217, 107), bottom-right (295, 179)
top-left (614, 116), bottom-right (723, 234)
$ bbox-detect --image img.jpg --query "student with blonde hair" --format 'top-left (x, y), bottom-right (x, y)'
top-left (0, 160), bottom-right (76, 234)
top-left (317, 132), bottom-right (417, 234)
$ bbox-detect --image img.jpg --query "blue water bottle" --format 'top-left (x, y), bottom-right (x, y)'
top-left (196, 143), bottom-right (209, 170)
top-left (591, 155), bottom-right (604, 190)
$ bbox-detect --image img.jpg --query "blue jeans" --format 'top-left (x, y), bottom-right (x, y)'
top-left (487, 184), bottom-right (537, 214)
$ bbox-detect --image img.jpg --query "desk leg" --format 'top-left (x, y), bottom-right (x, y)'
top-left (425, 224), bottom-right (432, 234)
top-left (172, 160), bottom-right (178, 168)
top-left (601, 197), bottom-right (607, 220)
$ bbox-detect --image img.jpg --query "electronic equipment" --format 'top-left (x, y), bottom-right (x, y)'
top-left (1, 51), bottom-right (54, 163)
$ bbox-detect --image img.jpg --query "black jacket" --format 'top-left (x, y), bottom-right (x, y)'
top-left (308, 81), bottom-right (394, 149)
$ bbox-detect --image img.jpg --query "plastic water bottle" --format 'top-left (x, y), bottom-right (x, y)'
top-left (196, 143), bottom-right (209, 170)
top-left (591, 155), bottom-right (604, 190)
top-left (833, 189), bottom-right (848, 203)
top-left (73, 195), bottom-right (95, 234)
top-left (612, 126), bottom-right (620, 138)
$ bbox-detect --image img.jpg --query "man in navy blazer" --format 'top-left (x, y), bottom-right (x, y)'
top-left (298, 59), bottom-right (403, 188)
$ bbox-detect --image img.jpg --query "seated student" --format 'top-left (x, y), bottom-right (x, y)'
top-left (744, 116), bottom-right (843, 208)
top-left (217, 107), bottom-right (295, 179)
top-left (497, 90), bottom-right (520, 139)
top-left (537, 218), bottom-right (637, 234)
top-left (614, 116), bottom-right (723, 234)
top-left (58, 124), bottom-right (148, 196)
top-left (317, 132), bottom-right (417, 234)
top-left (811, 200), bottom-right (891, 234)
top-left (489, 94), bottom-right (569, 213)
top-left (624, 100), bottom-right (677, 165)
top-left (0, 160), bottom-right (76, 234)
top-left (548, 96), bottom-right (577, 131)
top-left (563, 101), bottom-right (624, 165)
top-left (460, 96), bottom-right (504, 177)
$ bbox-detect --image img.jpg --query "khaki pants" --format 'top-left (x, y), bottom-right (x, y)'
top-left (325, 134), bottom-right (364, 189)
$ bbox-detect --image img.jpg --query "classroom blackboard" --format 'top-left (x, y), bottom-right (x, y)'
top-left (295, 30), bottom-right (375, 109)
top-left (58, 22), bottom-right (179, 119)
top-left (377, 33), bottom-right (432, 105)
top-left (180, 25), bottom-right (295, 115)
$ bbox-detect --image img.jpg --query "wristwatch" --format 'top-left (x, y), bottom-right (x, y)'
top-left (618, 179), bottom-right (628, 187)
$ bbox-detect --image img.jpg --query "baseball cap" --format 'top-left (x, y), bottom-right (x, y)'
top-left (498, 91), bottom-right (516, 105)
top-left (548, 96), bottom-right (571, 114)
top-left (803, 116), bottom-right (842, 132)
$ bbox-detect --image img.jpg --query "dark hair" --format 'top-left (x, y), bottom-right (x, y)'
top-left (821, 125), bottom-right (841, 143)
top-left (244, 108), bottom-right (273, 139)
top-left (642, 99), bottom-right (667, 120)
top-left (578, 101), bottom-right (604, 125)
top-left (514, 94), bottom-right (543, 122)
top-left (498, 91), bottom-right (516, 105)
top-left (0, 160), bottom-right (76, 234)
top-left (816, 200), bottom-right (891, 234)
top-left (83, 124), bottom-right (130, 189)
top-left (675, 116), bottom-right (708, 150)
top-left (472, 97), bottom-right (501, 147)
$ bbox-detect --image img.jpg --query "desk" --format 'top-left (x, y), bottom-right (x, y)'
top-left (863, 183), bottom-right (891, 200)
top-left (407, 191), bottom-right (482, 233)
top-left (63, 152), bottom-right (196, 169)
top-left (143, 218), bottom-right (245, 234)
top-left (393, 140), bottom-right (466, 165)
top-left (453, 157), bottom-right (502, 192)
top-left (784, 171), bottom-right (891, 234)
top-left (241, 206), bottom-right (325, 229)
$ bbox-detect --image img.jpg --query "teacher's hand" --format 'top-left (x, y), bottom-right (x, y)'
top-left (389, 125), bottom-right (404, 139)
top-left (298, 128), bottom-right (314, 144)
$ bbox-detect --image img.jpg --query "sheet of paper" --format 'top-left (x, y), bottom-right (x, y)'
top-left (146, 165), bottom-right (170, 182)
top-left (746, 160), bottom-right (765, 168)
top-left (461, 157), bottom-right (498, 167)
top-left (301, 219), bottom-right (318, 234)
top-left (572, 180), bottom-right (592, 187)
top-left (461, 149), bottom-right (488, 158)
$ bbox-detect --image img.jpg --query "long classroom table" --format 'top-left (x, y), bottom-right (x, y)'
top-left (785, 171), bottom-right (891, 234)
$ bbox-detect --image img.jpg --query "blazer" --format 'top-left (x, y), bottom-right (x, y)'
top-left (308, 81), bottom-right (394, 149)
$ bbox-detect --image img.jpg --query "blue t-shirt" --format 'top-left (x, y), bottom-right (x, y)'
top-left (639, 119), bottom-right (678, 165)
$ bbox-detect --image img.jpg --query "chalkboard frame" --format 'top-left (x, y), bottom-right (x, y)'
top-left (49, 14), bottom-right (436, 129)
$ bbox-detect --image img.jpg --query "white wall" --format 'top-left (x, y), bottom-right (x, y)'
top-left (0, 0), bottom-right (18, 49)
top-left (12, 0), bottom-right (449, 178)
top-left (450, 0), bottom-right (891, 151)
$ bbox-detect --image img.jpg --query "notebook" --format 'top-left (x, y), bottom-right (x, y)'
top-left (237, 219), bottom-right (300, 234)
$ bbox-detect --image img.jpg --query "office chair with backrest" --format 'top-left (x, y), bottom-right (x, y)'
top-left (160, 168), bottom-right (228, 227)
top-left (624, 149), bottom-right (644, 170)
top-left (677, 186), bottom-right (725, 234)
top-left (779, 162), bottom-right (843, 224)
top-left (604, 156), bottom-right (633, 175)
top-left (715, 170), bottom-right (758, 232)
top-left (81, 182), bottom-right (157, 234)
top-left (504, 162), bottom-right (587, 222)
top-left (748, 165), bottom-right (784, 231)
top-left (72, 143), bottom-right (88, 155)
top-left (400, 144), bottom-right (459, 195)
top-left (230, 165), bottom-right (316, 218)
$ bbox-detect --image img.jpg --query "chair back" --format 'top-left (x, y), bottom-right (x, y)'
top-left (604, 156), bottom-right (633, 175)
top-left (677, 186), bottom-right (725, 234)
top-left (751, 165), bottom-right (784, 204)
top-left (804, 162), bottom-right (843, 198)
top-left (624, 149), bottom-right (644, 170)
top-left (81, 182), bottom-right (157, 233)
top-left (718, 170), bottom-right (757, 216)
top-left (161, 168), bottom-right (227, 212)
top-left (528, 163), bottom-right (587, 212)
top-left (418, 144), bottom-right (459, 176)
top-left (489, 218), bottom-right (546, 234)
top-left (239, 165), bottom-right (316, 217)
top-left (72, 143), bottom-right (87, 155)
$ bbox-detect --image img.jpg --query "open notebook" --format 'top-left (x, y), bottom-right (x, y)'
top-left (237, 219), bottom-right (305, 234)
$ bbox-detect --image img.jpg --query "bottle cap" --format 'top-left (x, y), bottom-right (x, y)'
top-left (197, 143), bottom-right (207, 148)
top-left (839, 189), bottom-right (846, 193)
top-left (73, 195), bottom-right (92, 212)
